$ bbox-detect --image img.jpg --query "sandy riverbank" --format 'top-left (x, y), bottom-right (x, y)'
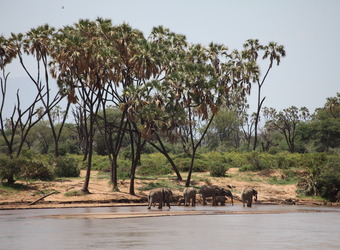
top-left (1, 168), bottom-right (339, 210)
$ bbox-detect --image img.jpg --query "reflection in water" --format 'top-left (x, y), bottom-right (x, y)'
top-left (0, 205), bottom-right (339, 249)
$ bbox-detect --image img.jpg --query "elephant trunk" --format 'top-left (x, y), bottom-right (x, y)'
top-left (230, 195), bottom-right (234, 206)
top-left (254, 194), bottom-right (257, 202)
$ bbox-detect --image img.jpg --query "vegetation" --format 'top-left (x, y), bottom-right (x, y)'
top-left (1, 18), bottom-right (339, 201)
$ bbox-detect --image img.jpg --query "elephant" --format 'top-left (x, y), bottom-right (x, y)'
top-left (178, 197), bottom-right (185, 206)
top-left (241, 187), bottom-right (258, 207)
top-left (148, 188), bottom-right (172, 209)
top-left (213, 196), bottom-right (226, 206)
top-left (183, 187), bottom-right (197, 206)
top-left (199, 185), bottom-right (233, 206)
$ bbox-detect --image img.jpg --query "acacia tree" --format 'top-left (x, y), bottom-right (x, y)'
top-left (263, 106), bottom-right (310, 153)
top-left (242, 39), bottom-right (286, 150)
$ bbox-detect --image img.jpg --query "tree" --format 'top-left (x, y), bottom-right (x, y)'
top-left (263, 106), bottom-right (310, 153)
top-left (0, 34), bottom-right (52, 183)
top-left (167, 42), bottom-right (257, 187)
top-left (50, 19), bottom-right (114, 193)
top-left (325, 92), bottom-right (340, 119)
top-left (242, 39), bottom-right (286, 150)
top-left (203, 107), bottom-right (241, 150)
top-left (19, 25), bottom-right (70, 159)
top-left (306, 96), bottom-right (340, 152)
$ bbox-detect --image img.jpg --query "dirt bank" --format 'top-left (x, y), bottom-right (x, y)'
top-left (1, 169), bottom-right (338, 210)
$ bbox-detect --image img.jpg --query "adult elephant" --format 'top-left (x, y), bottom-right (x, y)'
top-left (183, 187), bottom-right (196, 206)
top-left (199, 185), bottom-right (233, 206)
top-left (148, 188), bottom-right (172, 209)
top-left (241, 187), bottom-right (258, 207)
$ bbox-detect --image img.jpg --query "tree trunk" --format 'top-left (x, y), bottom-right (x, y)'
top-left (148, 134), bottom-right (182, 180)
top-left (110, 155), bottom-right (118, 188)
top-left (185, 150), bottom-right (196, 187)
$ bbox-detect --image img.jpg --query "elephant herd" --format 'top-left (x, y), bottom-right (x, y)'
top-left (147, 185), bottom-right (258, 209)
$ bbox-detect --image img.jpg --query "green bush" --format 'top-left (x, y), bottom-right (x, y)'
top-left (314, 160), bottom-right (340, 201)
top-left (226, 152), bottom-right (248, 168)
top-left (19, 160), bottom-right (53, 181)
top-left (91, 155), bottom-right (110, 171)
top-left (0, 156), bottom-right (21, 182)
top-left (173, 157), bottom-right (208, 172)
top-left (247, 151), bottom-right (262, 170)
top-left (137, 158), bottom-right (172, 176)
top-left (238, 164), bottom-right (255, 172)
top-left (54, 156), bottom-right (80, 177)
top-left (209, 163), bottom-right (229, 177)
top-left (117, 159), bottom-right (131, 179)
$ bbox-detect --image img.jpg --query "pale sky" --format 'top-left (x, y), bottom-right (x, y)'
top-left (1, 0), bottom-right (340, 116)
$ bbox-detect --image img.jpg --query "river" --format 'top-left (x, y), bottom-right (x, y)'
top-left (0, 205), bottom-right (339, 249)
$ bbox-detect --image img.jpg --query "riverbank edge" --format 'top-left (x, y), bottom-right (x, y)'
top-left (1, 198), bottom-right (340, 210)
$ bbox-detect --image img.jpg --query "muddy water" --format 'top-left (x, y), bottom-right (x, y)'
top-left (1, 205), bottom-right (340, 249)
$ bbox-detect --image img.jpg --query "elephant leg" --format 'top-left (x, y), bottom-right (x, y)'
top-left (212, 197), bottom-right (217, 206)
top-left (192, 197), bottom-right (196, 206)
top-left (147, 196), bottom-right (152, 209)
top-left (203, 196), bottom-right (207, 205)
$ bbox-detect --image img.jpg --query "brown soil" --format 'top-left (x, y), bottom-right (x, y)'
top-left (1, 168), bottom-right (338, 210)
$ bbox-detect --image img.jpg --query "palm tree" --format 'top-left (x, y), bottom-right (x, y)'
top-left (50, 19), bottom-right (115, 193)
top-left (21, 24), bottom-right (71, 159)
top-left (325, 93), bottom-right (340, 118)
top-left (243, 39), bottom-right (286, 151)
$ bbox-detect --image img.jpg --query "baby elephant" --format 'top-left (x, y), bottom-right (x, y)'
top-left (213, 196), bottom-right (226, 206)
top-left (241, 187), bottom-right (258, 207)
top-left (178, 197), bottom-right (185, 206)
top-left (148, 188), bottom-right (172, 209)
top-left (183, 187), bottom-right (197, 206)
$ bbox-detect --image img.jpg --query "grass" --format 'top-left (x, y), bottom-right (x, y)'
top-left (296, 194), bottom-right (328, 202)
top-left (0, 182), bottom-right (28, 193)
top-left (34, 189), bottom-right (60, 196)
top-left (230, 172), bottom-right (261, 183)
top-left (267, 176), bottom-right (297, 185)
top-left (64, 190), bottom-right (86, 197)
top-left (95, 172), bottom-right (110, 180)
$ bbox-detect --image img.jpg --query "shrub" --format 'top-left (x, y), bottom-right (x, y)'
top-left (0, 156), bottom-right (21, 182)
top-left (173, 157), bottom-right (209, 172)
top-left (247, 151), bottom-right (262, 170)
top-left (117, 159), bottom-right (131, 179)
top-left (19, 160), bottom-right (53, 181)
top-left (209, 163), bottom-right (229, 177)
top-left (238, 164), bottom-right (255, 172)
top-left (225, 152), bottom-right (248, 168)
top-left (137, 158), bottom-right (172, 176)
top-left (314, 160), bottom-right (340, 201)
top-left (54, 156), bottom-right (80, 177)
top-left (91, 155), bottom-right (110, 171)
